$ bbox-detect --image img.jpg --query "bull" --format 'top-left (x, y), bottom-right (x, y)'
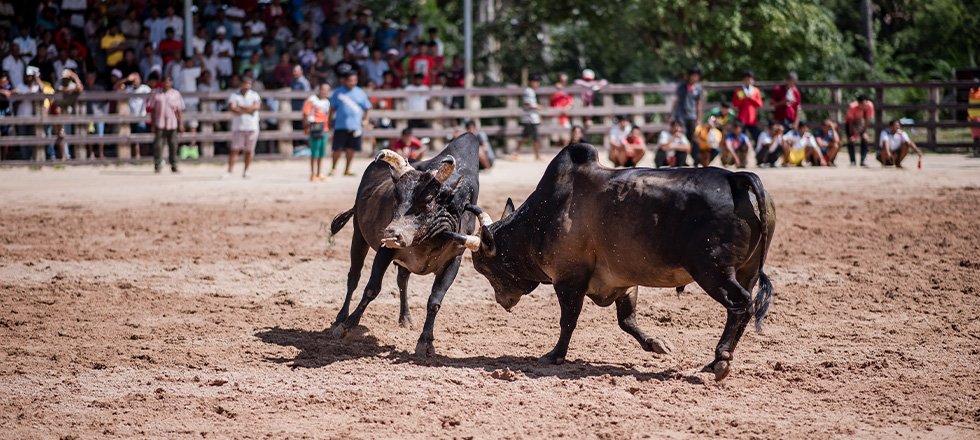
top-left (328, 134), bottom-right (483, 356)
top-left (459, 143), bottom-right (775, 380)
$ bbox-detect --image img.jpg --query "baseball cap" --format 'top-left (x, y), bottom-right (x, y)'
top-left (216, 26), bottom-right (226, 35)
top-left (582, 68), bottom-right (595, 80)
top-left (386, 48), bottom-right (399, 57)
top-left (335, 62), bottom-right (356, 78)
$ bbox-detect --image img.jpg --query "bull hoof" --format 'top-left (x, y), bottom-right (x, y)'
top-left (415, 341), bottom-right (435, 357)
top-left (399, 316), bottom-right (414, 329)
top-left (331, 323), bottom-right (348, 339)
top-left (643, 337), bottom-right (674, 355)
top-left (539, 351), bottom-right (566, 365)
top-left (713, 360), bottom-right (731, 381)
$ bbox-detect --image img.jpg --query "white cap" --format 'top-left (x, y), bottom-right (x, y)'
top-left (582, 69), bottom-right (595, 80)
top-left (216, 26), bottom-right (226, 35)
top-left (25, 66), bottom-right (40, 76)
top-left (110, 68), bottom-right (123, 78)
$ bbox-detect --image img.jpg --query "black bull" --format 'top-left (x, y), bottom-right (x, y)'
top-left (328, 133), bottom-right (483, 356)
top-left (465, 143), bottom-right (776, 381)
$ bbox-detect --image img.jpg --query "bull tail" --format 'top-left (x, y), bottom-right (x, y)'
top-left (736, 172), bottom-right (773, 333)
top-left (330, 208), bottom-right (356, 237)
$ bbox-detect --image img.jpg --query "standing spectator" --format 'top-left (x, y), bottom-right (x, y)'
top-left (13, 24), bottom-right (36, 63)
top-left (550, 73), bottom-right (574, 145)
top-left (149, 76), bottom-right (184, 173)
top-left (0, 72), bottom-right (15, 159)
top-left (815, 119), bottom-right (841, 166)
top-left (655, 120), bottom-right (692, 168)
top-left (375, 19), bottom-right (397, 52)
top-left (213, 27), bottom-right (234, 82)
top-left (844, 95), bottom-right (874, 166)
top-left (328, 65), bottom-right (370, 176)
top-left (244, 16), bottom-right (267, 38)
top-left (15, 67), bottom-right (53, 160)
top-left (693, 115), bottom-right (723, 167)
top-left (175, 57), bottom-right (201, 156)
top-left (391, 127), bottom-right (425, 162)
top-left (144, 7), bottom-right (167, 46)
top-left (404, 73), bottom-right (429, 128)
top-left (191, 26), bottom-right (208, 56)
top-left (30, 45), bottom-right (55, 85)
top-left (291, 64), bottom-right (311, 121)
top-left (302, 83), bottom-right (331, 181)
top-left (272, 54), bottom-right (293, 89)
top-left (125, 72), bottom-right (152, 159)
top-left (84, 72), bottom-right (107, 160)
top-left (771, 71), bottom-right (802, 130)
top-left (298, 11), bottom-right (322, 42)
top-left (200, 43), bottom-right (219, 82)
top-left (427, 27), bottom-right (444, 57)
top-left (324, 34), bottom-right (344, 66)
top-left (3, 43), bottom-right (25, 87)
top-left (405, 15), bottom-right (423, 44)
top-left (226, 76), bottom-right (261, 178)
top-left (159, 28), bottom-right (183, 66)
top-left (466, 120), bottom-right (495, 170)
top-left (258, 42), bottom-right (279, 85)
top-left (970, 79), bottom-right (980, 156)
top-left (297, 38), bottom-right (318, 72)
top-left (162, 6), bottom-right (184, 40)
top-left (351, 10), bottom-right (373, 40)
top-left (517, 74), bottom-right (543, 160)
top-left (877, 119), bottom-right (922, 168)
top-left (52, 69), bottom-right (84, 161)
top-left (101, 24), bottom-right (126, 68)
top-left (732, 71), bottom-right (763, 141)
top-left (671, 67), bottom-right (704, 167)
top-left (362, 49), bottom-right (389, 88)
top-left (408, 41), bottom-right (435, 85)
top-left (755, 122), bottom-right (785, 167)
top-left (120, 9), bottom-right (142, 45)
top-left (573, 68), bottom-right (608, 127)
top-left (386, 49), bottom-right (405, 87)
top-left (138, 43), bottom-right (163, 81)
top-left (720, 121), bottom-right (751, 168)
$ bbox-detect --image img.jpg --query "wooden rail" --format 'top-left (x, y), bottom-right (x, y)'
top-left (0, 81), bottom-right (977, 162)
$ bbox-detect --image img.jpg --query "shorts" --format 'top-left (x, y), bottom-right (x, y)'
top-left (231, 130), bottom-right (259, 153)
top-left (787, 148), bottom-right (806, 165)
top-left (521, 123), bottom-right (539, 141)
top-left (332, 129), bottom-right (363, 152)
top-left (309, 134), bottom-right (327, 158)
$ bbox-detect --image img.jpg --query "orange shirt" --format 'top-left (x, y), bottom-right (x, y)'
top-left (968, 87), bottom-right (980, 119)
top-left (302, 95), bottom-right (330, 125)
top-left (845, 101), bottom-right (874, 122)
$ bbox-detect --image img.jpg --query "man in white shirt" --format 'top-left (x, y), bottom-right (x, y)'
top-left (607, 115), bottom-right (632, 150)
top-left (162, 6), bottom-right (184, 40)
top-left (226, 76), bottom-right (261, 178)
top-left (403, 73), bottom-right (429, 128)
top-left (877, 119), bottom-right (922, 168)
top-left (755, 123), bottom-right (784, 167)
top-left (781, 121), bottom-right (823, 166)
top-left (655, 120), bottom-right (691, 167)
top-left (2, 43), bottom-right (25, 87)
top-left (427, 28), bottom-right (444, 57)
top-left (212, 27), bottom-right (234, 79)
top-left (144, 8), bottom-right (168, 45)
top-left (13, 25), bottom-right (36, 63)
top-left (244, 18), bottom-right (267, 37)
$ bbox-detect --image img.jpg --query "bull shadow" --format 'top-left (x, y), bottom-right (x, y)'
top-left (254, 326), bottom-right (705, 384)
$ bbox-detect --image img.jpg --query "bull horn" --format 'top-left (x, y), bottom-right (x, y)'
top-left (432, 156), bottom-right (456, 183)
top-left (446, 232), bottom-right (482, 252)
top-left (375, 149), bottom-right (414, 177)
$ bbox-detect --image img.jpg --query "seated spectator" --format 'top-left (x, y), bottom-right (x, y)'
top-left (720, 120), bottom-right (751, 168)
top-left (607, 115), bottom-right (631, 162)
top-left (617, 126), bottom-right (647, 167)
top-left (465, 120), bottom-right (495, 170)
top-left (391, 127), bottom-right (425, 162)
top-left (212, 27), bottom-right (234, 80)
top-left (693, 115), bottom-right (723, 167)
top-left (877, 119), bottom-right (922, 168)
top-left (409, 41), bottom-right (435, 85)
top-left (814, 119), bottom-right (841, 166)
top-left (239, 53), bottom-right (263, 81)
top-left (259, 42), bottom-right (279, 83)
top-left (569, 124), bottom-right (587, 145)
top-left (101, 24), bottom-right (126, 68)
top-left (404, 73), bottom-right (429, 128)
top-left (655, 120), bottom-right (691, 168)
top-left (782, 121), bottom-right (823, 166)
top-left (324, 34), bottom-right (344, 66)
top-left (755, 122), bottom-right (785, 167)
top-left (273, 53), bottom-right (294, 89)
top-left (376, 19), bottom-right (397, 52)
top-left (235, 25), bottom-right (262, 64)
top-left (705, 100), bottom-right (737, 129)
top-left (346, 30), bottom-right (370, 61)
top-left (117, 49), bottom-right (139, 78)
top-left (159, 28), bottom-right (184, 66)
top-left (362, 48), bottom-right (389, 87)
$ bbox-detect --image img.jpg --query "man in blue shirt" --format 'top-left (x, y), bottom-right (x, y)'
top-left (328, 63), bottom-right (371, 176)
top-left (720, 120), bottom-right (752, 168)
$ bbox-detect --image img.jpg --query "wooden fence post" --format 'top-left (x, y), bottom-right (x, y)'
top-left (277, 92), bottom-right (293, 157)
top-left (430, 94), bottom-right (445, 150)
top-left (505, 94), bottom-right (518, 153)
top-left (927, 86), bottom-right (939, 147)
top-left (33, 99), bottom-right (47, 162)
top-left (72, 102), bottom-right (87, 161)
top-left (200, 97), bottom-right (215, 158)
top-left (601, 94), bottom-right (614, 147)
top-left (832, 87), bottom-right (843, 123)
top-left (632, 87), bottom-right (647, 127)
top-left (116, 97), bottom-right (132, 160)
top-left (874, 87), bottom-right (885, 144)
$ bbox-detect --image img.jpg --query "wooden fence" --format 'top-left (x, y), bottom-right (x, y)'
top-left (0, 80), bottom-right (977, 162)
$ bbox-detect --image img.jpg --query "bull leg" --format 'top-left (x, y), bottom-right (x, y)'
top-left (396, 265), bottom-right (413, 328)
top-left (615, 287), bottom-right (673, 355)
top-left (332, 248), bottom-right (395, 338)
top-left (414, 255), bottom-right (462, 356)
top-left (694, 271), bottom-right (753, 381)
top-left (332, 223), bottom-right (370, 327)
top-left (541, 280), bottom-right (588, 365)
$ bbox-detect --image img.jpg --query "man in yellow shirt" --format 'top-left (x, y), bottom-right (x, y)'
top-left (101, 24), bottom-right (126, 67)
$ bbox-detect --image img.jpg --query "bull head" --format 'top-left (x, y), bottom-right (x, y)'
top-left (465, 199), bottom-right (539, 311)
top-left (377, 150), bottom-right (465, 249)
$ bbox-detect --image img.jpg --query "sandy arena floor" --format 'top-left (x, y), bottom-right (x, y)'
top-left (1, 152), bottom-right (979, 439)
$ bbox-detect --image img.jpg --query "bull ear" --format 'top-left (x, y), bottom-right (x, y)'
top-left (501, 198), bottom-right (515, 221)
top-left (430, 156), bottom-right (456, 184)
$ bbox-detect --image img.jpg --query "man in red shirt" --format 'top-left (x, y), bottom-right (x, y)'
top-left (550, 73), bottom-right (574, 144)
top-left (770, 71), bottom-right (801, 130)
top-left (158, 27), bottom-right (183, 65)
top-left (844, 95), bottom-right (874, 166)
top-left (391, 127), bottom-right (425, 162)
top-left (408, 42), bottom-right (435, 86)
top-left (732, 71), bottom-right (763, 142)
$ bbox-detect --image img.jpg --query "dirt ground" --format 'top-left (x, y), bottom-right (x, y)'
top-left (1, 153), bottom-right (979, 439)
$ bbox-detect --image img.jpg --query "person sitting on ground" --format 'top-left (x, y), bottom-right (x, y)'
top-left (877, 119), bottom-right (922, 168)
top-left (607, 115), bottom-right (632, 166)
top-left (755, 122), bottom-right (785, 167)
top-left (655, 120), bottom-right (691, 168)
top-left (391, 127), bottom-right (425, 162)
top-left (619, 126), bottom-right (647, 167)
top-left (720, 120), bottom-right (751, 168)
top-left (815, 119), bottom-right (841, 166)
top-left (782, 121), bottom-right (823, 166)
top-left (465, 120), bottom-right (495, 170)
top-left (302, 83), bottom-right (331, 182)
top-left (693, 115), bottom-right (723, 167)
top-left (569, 124), bottom-right (587, 145)
top-left (845, 95), bottom-right (874, 166)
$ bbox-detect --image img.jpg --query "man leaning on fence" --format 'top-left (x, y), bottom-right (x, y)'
top-left (149, 75), bottom-right (184, 174)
